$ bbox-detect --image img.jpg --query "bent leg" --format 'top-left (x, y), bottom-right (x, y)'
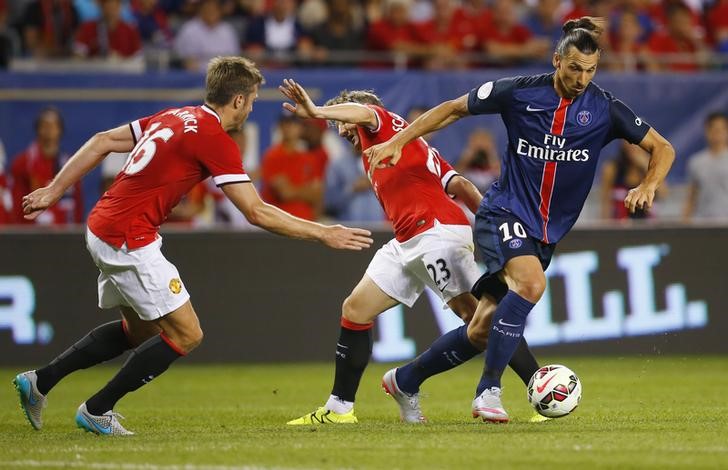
top-left (84, 301), bottom-right (201, 415)
top-left (327, 275), bottom-right (399, 412)
top-left (395, 292), bottom-right (481, 394)
top-left (34, 316), bottom-right (134, 396)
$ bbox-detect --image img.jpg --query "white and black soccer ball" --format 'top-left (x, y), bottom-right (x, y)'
top-left (527, 364), bottom-right (582, 418)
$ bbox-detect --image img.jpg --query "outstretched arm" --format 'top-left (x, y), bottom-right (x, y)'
top-left (364, 94), bottom-right (470, 176)
top-left (221, 182), bottom-right (373, 251)
top-left (624, 128), bottom-right (675, 214)
top-left (22, 124), bottom-right (135, 220)
top-left (279, 79), bottom-right (378, 128)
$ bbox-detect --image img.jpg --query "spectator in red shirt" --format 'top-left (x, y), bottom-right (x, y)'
top-left (74, 0), bottom-right (141, 58)
top-left (706, 0), bottom-right (728, 52)
top-left (261, 115), bottom-right (325, 221)
top-left (607, 9), bottom-right (648, 71)
top-left (644, 2), bottom-right (707, 72)
top-left (562, 0), bottom-right (591, 22)
top-left (366, 0), bottom-right (427, 67)
top-left (21, 0), bottom-right (79, 57)
top-left (0, 139), bottom-right (11, 224)
top-left (10, 107), bottom-right (83, 225)
top-left (480, 0), bottom-right (550, 66)
top-left (416, 0), bottom-right (477, 69)
top-left (301, 118), bottom-right (329, 178)
top-left (453, 0), bottom-right (492, 27)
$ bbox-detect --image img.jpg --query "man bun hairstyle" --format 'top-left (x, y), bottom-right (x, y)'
top-left (205, 56), bottom-right (265, 107)
top-left (556, 16), bottom-right (606, 56)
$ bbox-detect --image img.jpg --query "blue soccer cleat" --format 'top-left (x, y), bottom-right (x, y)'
top-left (75, 403), bottom-right (134, 436)
top-left (13, 370), bottom-right (47, 430)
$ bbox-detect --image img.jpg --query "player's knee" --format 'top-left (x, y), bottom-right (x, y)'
top-left (512, 276), bottom-right (546, 303)
top-left (341, 294), bottom-right (370, 324)
top-left (175, 326), bottom-right (204, 353)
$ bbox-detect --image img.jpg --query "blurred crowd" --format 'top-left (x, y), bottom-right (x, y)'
top-left (1, 0), bottom-right (727, 71)
top-left (2, 106), bottom-right (727, 228)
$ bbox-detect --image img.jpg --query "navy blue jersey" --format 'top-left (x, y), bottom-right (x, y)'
top-left (468, 73), bottom-right (650, 243)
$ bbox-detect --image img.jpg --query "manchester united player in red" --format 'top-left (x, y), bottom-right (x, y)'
top-left (281, 80), bottom-right (541, 425)
top-left (13, 57), bottom-right (373, 436)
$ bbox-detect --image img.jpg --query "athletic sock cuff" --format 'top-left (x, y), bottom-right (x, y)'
top-left (159, 332), bottom-right (187, 356)
top-left (340, 317), bottom-right (374, 331)
top-left (504, 290), bottom-right (536, 322)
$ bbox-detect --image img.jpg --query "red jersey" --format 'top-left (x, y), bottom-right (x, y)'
top-left (646, 32), bottom-right (700, 71)
top-left (260, 143), bottom-right (325, 221)
top-left (74, 19), bottom-right (141, 57)
top-left (10, 142), bottom-right (83, 225)
top-left (88, 105), bottom-right (248, 249)
top-left (358, 105), bottom-right (469, 242)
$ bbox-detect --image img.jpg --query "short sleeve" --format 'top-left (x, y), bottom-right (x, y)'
top-left (608, 96), bottom-right (651, 144)
top-left (434, 150), bottom-right (459, 191)
top-left (363, 104), bottom-right (387, 134)
top-left (467, 78), bottom-right (515, 116)
top-left (129, 109), bottom-right (170, 144)
top-left (197, 133), bottom-right (249, 186)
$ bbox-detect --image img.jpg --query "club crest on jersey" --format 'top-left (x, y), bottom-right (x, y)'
top-left (169, 278), bottom-right (183, 294)
top-left (508, 239), bottom-right (523, 249)
top-left (577, 110), bottom-right (592, 127)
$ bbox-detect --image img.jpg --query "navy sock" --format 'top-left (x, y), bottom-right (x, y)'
top-left (509, 337), bottom-right (540, 386)
top-left (477, 291), bottom-right (534, 395)
top-left (396, 325), bottom-right (481, 394)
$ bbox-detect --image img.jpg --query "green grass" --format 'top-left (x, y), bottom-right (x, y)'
top-left (1, 357), bottom-right (727, 469)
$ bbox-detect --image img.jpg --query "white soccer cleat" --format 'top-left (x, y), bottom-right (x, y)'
top-left (381, 368), bottom-right (426, 423)
top-left (13, 370), bottom-right (47, 430)
top-left (472, 387), bottom-right (509, 423)
top-left (75, 403), bottom-right (134, 436)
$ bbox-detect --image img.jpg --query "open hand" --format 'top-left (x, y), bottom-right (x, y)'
top-left (321, 225), bottom-right (373, 250)
top-left (279, 79), bottom-right (320, 120)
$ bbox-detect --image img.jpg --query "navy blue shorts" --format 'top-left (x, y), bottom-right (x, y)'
top-left (471, 206), bottom-right (556, 300)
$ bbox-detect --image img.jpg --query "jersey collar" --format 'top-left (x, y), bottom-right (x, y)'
top-left (201, 104), bottom-right (221, 124)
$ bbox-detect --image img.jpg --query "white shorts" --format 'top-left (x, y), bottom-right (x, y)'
top-left (85, 228), bottom-right (190, 321)
top-left (365, 221), bottom-right (481, 307)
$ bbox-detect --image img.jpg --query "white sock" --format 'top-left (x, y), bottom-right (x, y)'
top-left (325, 394), bottom-right (354, 414)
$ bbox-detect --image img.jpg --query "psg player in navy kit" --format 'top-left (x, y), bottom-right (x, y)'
top-left (366, 17), bottom-right (675, 423)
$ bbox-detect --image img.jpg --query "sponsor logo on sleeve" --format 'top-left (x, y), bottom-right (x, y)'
top-left (477, 82), bottom-right (494, 100)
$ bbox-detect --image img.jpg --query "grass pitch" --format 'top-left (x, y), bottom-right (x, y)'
top-left (1, 356), bottom-right (727, 469)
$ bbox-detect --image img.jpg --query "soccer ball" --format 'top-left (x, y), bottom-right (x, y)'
top-left (527, 364), bottom-right (582, 418)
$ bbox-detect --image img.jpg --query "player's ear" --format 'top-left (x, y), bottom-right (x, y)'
top-left (233, 94), bottom-right (245, 110)
top-left (552, 52), bottom-right (560, 70)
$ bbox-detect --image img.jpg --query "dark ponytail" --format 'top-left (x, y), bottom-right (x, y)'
top-left (556, 16), bottom-right (606, 56)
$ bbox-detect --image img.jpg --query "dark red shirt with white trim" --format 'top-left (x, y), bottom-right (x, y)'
top-left (88, 105), bottom-right (248, 249)
top-left (358, 105), bottom-right (469, 242)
